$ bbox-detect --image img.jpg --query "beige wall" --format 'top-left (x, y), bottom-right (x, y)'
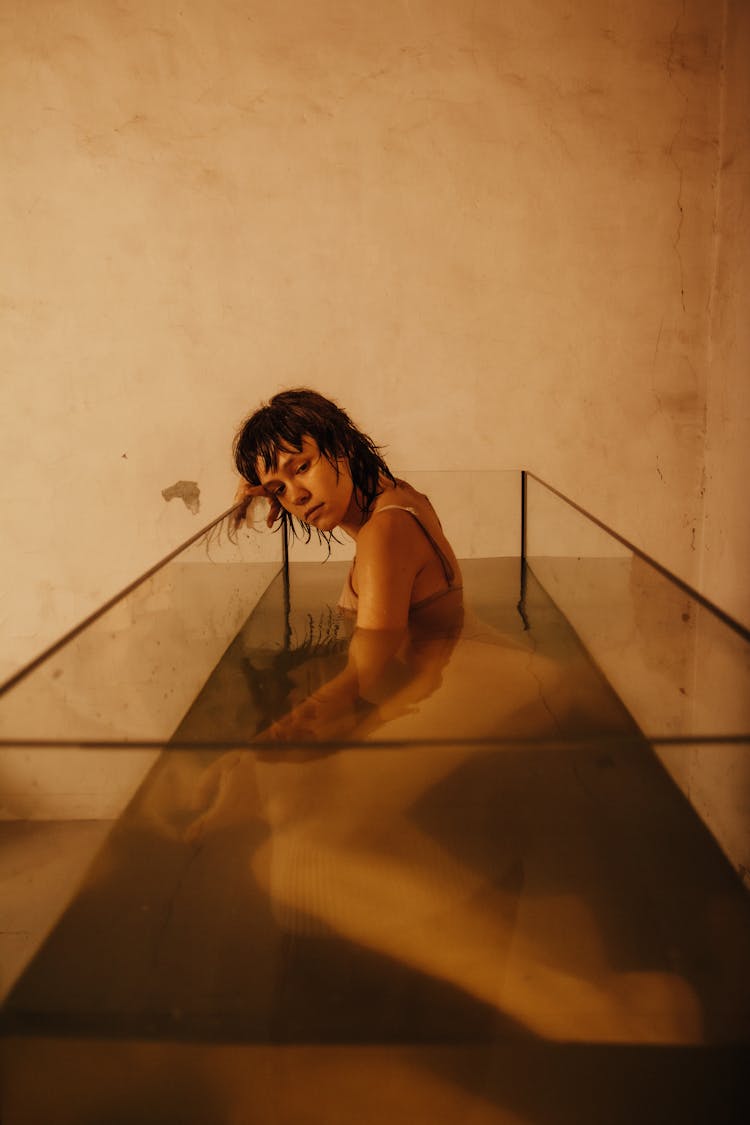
top-left (700, 0), bottom-right (750, 630)
top-left (2, 0), bottom-right (740, 682)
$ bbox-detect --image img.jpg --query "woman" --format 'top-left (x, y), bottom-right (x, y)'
top-left (231, 387), bottom-right (463, 633)
top-left (226, 387), bottom-right (466, 741)
top-left (225, 388), bottom-right (603, 744)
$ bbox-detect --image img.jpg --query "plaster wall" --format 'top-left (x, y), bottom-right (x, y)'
top-left (668, 0), bottom-right (750, 888)
top-left (1, 0), bottom-right (730, 682)
top-left (700, 0), bottom-right (750, 631)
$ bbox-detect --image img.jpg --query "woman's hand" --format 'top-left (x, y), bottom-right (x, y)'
top-left (231, 479), bottom-right (282, 532)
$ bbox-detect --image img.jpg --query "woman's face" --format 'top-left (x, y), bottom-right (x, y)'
top-left (256, 435), bottom-right (356, 532)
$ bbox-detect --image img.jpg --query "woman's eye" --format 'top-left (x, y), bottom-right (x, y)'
top-left (296, 461), bottom-right (309, 474)
top-left (271, 485), bottom-right (285, 497)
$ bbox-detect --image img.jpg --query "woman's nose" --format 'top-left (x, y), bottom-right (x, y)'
top-left (287, 482), bottom-right (311, 507)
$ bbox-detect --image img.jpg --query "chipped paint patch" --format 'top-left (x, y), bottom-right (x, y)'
top-left (161, 480), bottom-right (200, 514)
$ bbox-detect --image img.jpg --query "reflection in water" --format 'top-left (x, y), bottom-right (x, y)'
top-left (176, 591), bottom-right (702, 1045)
top-left (240, 604), bottom-right (351, 736)
top-left (5, 562), bottom-right (750, 1122)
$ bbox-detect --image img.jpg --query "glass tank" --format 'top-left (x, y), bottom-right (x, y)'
top-left (1, 472), bottom-right (748, 1124)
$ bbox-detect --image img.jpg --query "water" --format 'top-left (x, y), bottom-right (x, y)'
top-left (169, 557), bottom-right (641, 745)
top-left (2, 559), bottom-right (749, 1123)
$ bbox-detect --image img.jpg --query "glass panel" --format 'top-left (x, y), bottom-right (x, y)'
top-left (525, 474), bottom-right (750, 741)
top-left (285, 470), bottom-right (522, 562)
top-left (394, 470), bottom-right (521, 560)
top-left (2, 738), bottom-right (749, 1109)
top-left (3, 473), bottom-right (749, 1120)
top-left (0, 513), bottom-right (283, 744)
top-left (3, 1037), bottom-right (747, 1124)
top-left (0, 473), bottom-right (522, 744)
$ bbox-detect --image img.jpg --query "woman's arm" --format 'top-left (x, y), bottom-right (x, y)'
top-left (265, 509), bottom-right (433, 736)
top-left (261, 625), bottom-right (407, 742)
top-left (351, 509), bottom-right (426, 630)
top-left (261, 511), bottom-right (448, 741)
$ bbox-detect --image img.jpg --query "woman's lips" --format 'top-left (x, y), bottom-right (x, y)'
top-left (305, 502), bottom-right (324, 522)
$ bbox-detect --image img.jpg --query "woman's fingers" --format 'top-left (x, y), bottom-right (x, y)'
top-left (233, 480), bottom-right (267, 505)
top-left (230, 480), bottom-right (280, 530)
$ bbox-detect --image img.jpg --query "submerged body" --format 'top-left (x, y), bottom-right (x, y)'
top-left (175, 558), bottom-right (702, 1047)
top-left (227, 390), bottom-right (584, 744)
top-left (337, 484), bottom-right (462, 619)
top-left (228, 391), bottom-right (470, 738)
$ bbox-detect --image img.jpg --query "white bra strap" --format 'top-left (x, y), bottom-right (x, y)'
top-left (372, 506), bottom-right (454, 585)
top-left (375, 505), bottom-right (418, 515)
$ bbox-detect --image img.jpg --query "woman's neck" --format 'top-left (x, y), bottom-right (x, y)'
top-left (339, 476), bottom-right (399, 541)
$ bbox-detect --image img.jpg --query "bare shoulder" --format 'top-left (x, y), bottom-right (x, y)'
top-left (357, 503), bottom-right (426, 561)
top-left (354, 503), bottom-right (428, 629)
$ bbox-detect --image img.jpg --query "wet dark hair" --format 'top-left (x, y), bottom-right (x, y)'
top-left (233, 388), bottom-right (395, 543)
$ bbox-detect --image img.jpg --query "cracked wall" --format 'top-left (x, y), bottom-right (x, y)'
top-left (685, 0), bottom-right (750, 884)
top-left (0, 0), bottom-right (738, 680)
top-left (700, 0), bottom-right (750, 630)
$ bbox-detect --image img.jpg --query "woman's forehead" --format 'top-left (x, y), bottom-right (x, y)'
top-left (258, 433), bottom-right (318, 475)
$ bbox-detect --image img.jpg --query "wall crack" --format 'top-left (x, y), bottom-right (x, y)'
top-left (666, 0), bottom-right (689, 313)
